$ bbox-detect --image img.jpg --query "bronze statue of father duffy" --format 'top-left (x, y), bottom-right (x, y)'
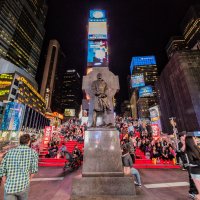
top-left (90, 73), bottom-right (112, 127)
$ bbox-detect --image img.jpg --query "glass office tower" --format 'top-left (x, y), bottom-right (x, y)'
top-left (0, 0), bottom-right (48, 78)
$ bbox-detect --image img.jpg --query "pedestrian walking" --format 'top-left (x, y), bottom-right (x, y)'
top-left (0, 134), bottom-right (38, 200)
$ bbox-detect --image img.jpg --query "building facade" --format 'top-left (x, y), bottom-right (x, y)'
top-left (166, 36), bottom-right (188, 59)
top-left (61, 69), bottom-right (81, 118)
top-left (166, 4), bottom-right (200, 58)
top-left (0, 0), bottom-right (48, 78)
top-left (181, 4), bottom-right (200, 49)
top-left (40, 40), bottom-right (62, 111)
top-left (157, 50), bottom-right (200, 133)
top-left (129, 56), bottom-right (159, 119)
top-left (0, 58), bottom-right (49, 131)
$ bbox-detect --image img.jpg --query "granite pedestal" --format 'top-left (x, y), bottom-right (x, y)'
top-left (71, 128), bottom-right (136, 199)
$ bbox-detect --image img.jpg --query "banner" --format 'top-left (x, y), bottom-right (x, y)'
top-left (149, 105), bottom-right (160, 122)
top-left (151, 124), bottom-right (160, 139)
top-left (43, 126), bottom-right (53, 146)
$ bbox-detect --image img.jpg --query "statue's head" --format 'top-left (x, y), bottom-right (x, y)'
top-left (97, 73), bottom-right (102, 80)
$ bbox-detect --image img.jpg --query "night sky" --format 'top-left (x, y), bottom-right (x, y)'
top-left (36, 0), bottom-right (199, 112)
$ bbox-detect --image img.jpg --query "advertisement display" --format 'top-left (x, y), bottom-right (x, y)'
top-left (88, 21), bottom-right (107, 39)
top-left (1, 102), bottom-right (25, 131)
top-left (64, 109), bottom-right (75, 117)
top-left (0, 73), bottom-right (14, 101)
top-left (87, 40), bottom-right (108, 67)
top-left (132, 56), bottom-right (156, 66)
top-left (43, 126), bottom-right (53, 146)
top-left (149, 105), bottom-right (160, 122)
top-left (151, 124), bottom-right (160, 139)
top-left (131, 74), bottom-right (145, 88)
top-left (139, 86), bottom-right (153, 97)
top-left (130, 56), bottom-right (156, 74)
top-left (90, 10), bottom-right (106, 20)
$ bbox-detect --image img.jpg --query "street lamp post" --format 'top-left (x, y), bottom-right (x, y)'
top-left (169, 117), bottom-right (178, 150)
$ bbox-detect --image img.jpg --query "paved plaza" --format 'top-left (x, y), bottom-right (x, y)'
top-left (0, 167), bottom-right (190, 200)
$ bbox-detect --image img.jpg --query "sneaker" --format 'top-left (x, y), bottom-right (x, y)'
top-left (134, 181), bottom-right (142, 187)
top-left (189, 193), bottom-right (196, 199)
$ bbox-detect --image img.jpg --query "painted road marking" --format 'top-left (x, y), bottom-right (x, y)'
top-left (144, 182), bottom-right (189, 189)
top-left (31, 177), bottom-right (64, 182)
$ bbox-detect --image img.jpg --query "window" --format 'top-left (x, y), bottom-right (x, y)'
top-left (11, 88), bottom-right (17, 95)
top-left (14, 79), bottom-right (19, 86)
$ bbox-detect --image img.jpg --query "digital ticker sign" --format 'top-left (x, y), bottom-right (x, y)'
top-left (0, 73), bottom-right (14, 101)
top-left (87, 40), bottom-right (108, 67)
top-left (139, 86), bottom-right (153, 97)
top-left (131, 74), bottom-right (145, 88)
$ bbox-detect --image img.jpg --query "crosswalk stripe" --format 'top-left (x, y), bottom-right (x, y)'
top-left (144, 182), bottom-right (189, 188)
top-left (31, 177), bottom-right (64, 181)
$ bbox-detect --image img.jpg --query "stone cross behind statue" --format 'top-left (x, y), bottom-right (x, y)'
top-left (82, 67), bottom-right (120, 127)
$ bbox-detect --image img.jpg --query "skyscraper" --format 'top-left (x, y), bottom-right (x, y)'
top-left (40, 40), bottom-right (61, 111)
top-left (157, 50), bottom-right (200, 133)
top-left (181, 4), bottom-right (200, 49)
top-left (166, 36), bottom-right (187, 59)
top-left (129, 56), bottom-right (158, 119)
top-left (61, 69), bottom-right (82, 118)
top-left (0, 0), bottom-right (48, 78)
top-left (165, 4), bottom-right (200, 58)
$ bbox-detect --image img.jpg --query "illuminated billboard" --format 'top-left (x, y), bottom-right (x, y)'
top-left (64, 109), bottom-right (75, 117)
top-left (1, 102), bottom-right (25, 131)
top-left (87, 40), bottom-right (108, 67)
top-left (90, 10), bottom-right (106, 20)
top-left (0, 74), bottom-right (14, 101)
top-left (139, 86), bottom-right (153, 97)
top-left (130, 56), bottom-right (156, 74)
top-left (131, 74), bottom-right (145, 88)
top-left (149, 106), bottom-right (160, 122)
top-left (88, 21), bottom-right (107, 39)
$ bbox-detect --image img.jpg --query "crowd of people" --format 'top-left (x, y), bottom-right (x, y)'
top-left (116, 116), bottom-right (200, 199)
top-left (1, 116), bottom-right (200, 199)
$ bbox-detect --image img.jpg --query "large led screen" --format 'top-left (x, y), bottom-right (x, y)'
top-left (139, 86), bottom-right (153, 97)
top-left (0, 74), bottom-right (14, 101)
top-left (87, 40), bottom-right (108, 67)
top-left (88, 22), bottom-right (107, 39)
top-left (149, 106), bottom-right (160, 122)
top-left (90, 10), bottom-right (106, 20)
top-left (131, 74), bottom-right (145, 88)
top-left (1, 102), bottom-right (25, 131)
top-left (64, 109), bottom-right (75, 117)
top-left (130, 56), bottom-right (156, 74)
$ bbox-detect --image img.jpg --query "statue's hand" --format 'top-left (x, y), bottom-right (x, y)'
top-left (100, 94), bottom-right (107, 98)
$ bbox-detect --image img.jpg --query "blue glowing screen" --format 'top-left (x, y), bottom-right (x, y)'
top-left (87, 40), bottom-right (108, 67)
top-left (139, 86), bottom-right (153, 97)
top-left (1, 102), bottom-right (25, 131)
top-left (90, 10), bottom-right (106, 20)
top-left (130, 56), bottom-right (156, 74)
top-left (131, 74), bottom-right (145, 88)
